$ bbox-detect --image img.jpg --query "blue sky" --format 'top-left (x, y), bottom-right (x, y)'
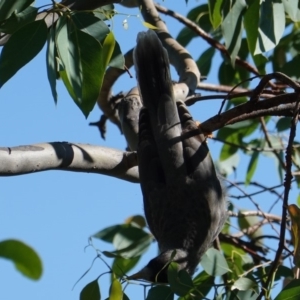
top-left (0, 1), bottom-right (298, 299)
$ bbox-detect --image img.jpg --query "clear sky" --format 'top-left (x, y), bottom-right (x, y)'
top-left (0, 1), bottom-right (298, 299)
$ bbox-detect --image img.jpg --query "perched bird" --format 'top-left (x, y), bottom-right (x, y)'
top-left (130, 30), bottom-right (227, 283)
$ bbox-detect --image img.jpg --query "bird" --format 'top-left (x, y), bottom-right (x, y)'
top-left (128, 30), bottom-right (227, 283)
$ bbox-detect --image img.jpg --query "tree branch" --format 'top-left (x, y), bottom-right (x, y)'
top-left (0, 143), bottom-right (139, 183)
top-left (200, 93), bottom-right (299, 134)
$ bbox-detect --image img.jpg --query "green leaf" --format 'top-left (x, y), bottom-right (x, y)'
top-left (0, 6), bottom-right (37, 34)
top-left (177, 4), bottom-right (212, 47)
top-left (238, 211), bottom-right (264, 247)
top-left (283, 0), bottom-right (300, 22)
top-left (146, 286), bottom-right (174, 300)
top-left (46, 26), bottom-right (57, 103)
top-left (244, 0), bottom-right (259, 55)
top-left (255, 0), bottom-right (285, 54)
top-left (109, 278), bottom-right (123, 300)
top-left (191, 271), bottom-right (214, 298)
top-left (196, 47), bottom-right (215, 76)
top-left (109, 41), bottom-right (124, 69)
top-left (274, 279), bottom-right (300, 300)
top-left (0, 0), bottom-right (34, 21)
top-left (167, 262), bottom-right (193, 296)
top-left (101, 31), bottom-right (115, 71)
top-left (112, 226), bottom-right (151, 258)
top-left (80, 279), bottom-right (101, 300)
top-left (276, 117), bottom-right (292, 132)
top-left (208, 0), bottom-right (223, 29)
top-left (0, 239), bottom-right (42, 280)
top-left (0, 19), bottom-right (47, 87)
top-left (222, 0), bottom-right (247, 65)
top-left (71, 12), bottom-right (110, 42)
top-left (57, 17), bottom-right (104, 116)
top-left (93, 225), bottom-right (122, 243)
top-left (216, 152), bottom-right (240, 176)
top-left (111, 256), bottom-right (140, 278)
top-left (56, 18), bottom-right (82, 102)
top-left (245, 150), bottom-right (259, 186)
top-left (232, 277), bottom-right (257, 291)
top-left (93, 5), bottom-right (115, 21)
top-left (201, 248), bottom-right (230, 276)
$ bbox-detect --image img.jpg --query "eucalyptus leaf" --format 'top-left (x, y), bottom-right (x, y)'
top-left (0, 239), bottom-right (42, 280)
top-left (0, 20), bottom-right (47, 87)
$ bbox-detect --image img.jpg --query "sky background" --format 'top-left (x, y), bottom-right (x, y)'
top-left (0, 1), bottom-right (299, 299)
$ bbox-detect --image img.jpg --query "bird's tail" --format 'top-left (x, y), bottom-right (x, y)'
top-left (133, 30), bottom-right (184, 175)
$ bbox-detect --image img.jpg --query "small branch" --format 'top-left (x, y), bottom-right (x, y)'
top-left (200, 93), bottom-right (299, 134)
top-left (0, 143), bottom-right (139, 183)
top-left (258, 94), bottom-right (300, 299)
top-left (228, 211), bottom-right (282, 223)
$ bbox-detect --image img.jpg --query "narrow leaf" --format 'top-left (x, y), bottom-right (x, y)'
top-left (245, 151), bottom-right (259, 186)
top-left (101, 31), bottom-right (115, 71)
top-left (109, 279), bottom-right (123, 300)
top-left (222, 0), bottom-right (247, 65)
top-left (0, 239), bottom-right (42, 280)
top-left (0, 20), bottom-right (47, 87)
top-left (46, 26), bottom-right (57, 103)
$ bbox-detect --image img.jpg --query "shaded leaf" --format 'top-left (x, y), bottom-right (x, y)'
top-left (191, 271), bottom-right (214, 298)
top-left (93, 225), bottom-right (122, 243)
top-left (245, 150), bottom-right (259, 186)
top-left (0, 239), bottom-right (42, 280)
top-left (0, 19), bottom-right (47, 87)
top-left (57, 18), bottom-right (104, 116)
top-left (274, 279), bottom-right (300, 300)
top-left (46, 26), bottom-right (57, 103)
top-left (201, 248), bottom-right (230, 276)
top-left (0, 6), bottom-right (37, 34)
top-left (112, 226), bottom-right (151, 258)
top-left (111, 256), bottom-right (140, 278)
top-left (167, 262), bottom-right (193, 296)
top-left (0, 0), bottom-right (34, 21)
top-left (276, 117), bottom-right (292, 132)
top-left (80, 279), bottom-right (100, 300)
top-left (222, 0), bottom-right (247, 64)
top-left (146, 286), bottom-right (174, 300)
top-left (196, 47), bottom-right (215, 76)
top-left (244, 0), bottom-right (259, 55)
top-left (237, 210), bottom-right (264, 247)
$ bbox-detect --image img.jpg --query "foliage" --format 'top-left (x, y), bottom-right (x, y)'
top-left (1, 0), bottom-right (300, 299)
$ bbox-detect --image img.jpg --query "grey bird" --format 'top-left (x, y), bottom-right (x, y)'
top-left (129, 30), bottom-right (227, 283)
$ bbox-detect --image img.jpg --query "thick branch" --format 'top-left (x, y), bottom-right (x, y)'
top-left (200, 93), bottom-right (299, 133)
top-left (155, 3), bottom-right (260, 76)
top-left (0, 143), bottom-right (139, 183)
